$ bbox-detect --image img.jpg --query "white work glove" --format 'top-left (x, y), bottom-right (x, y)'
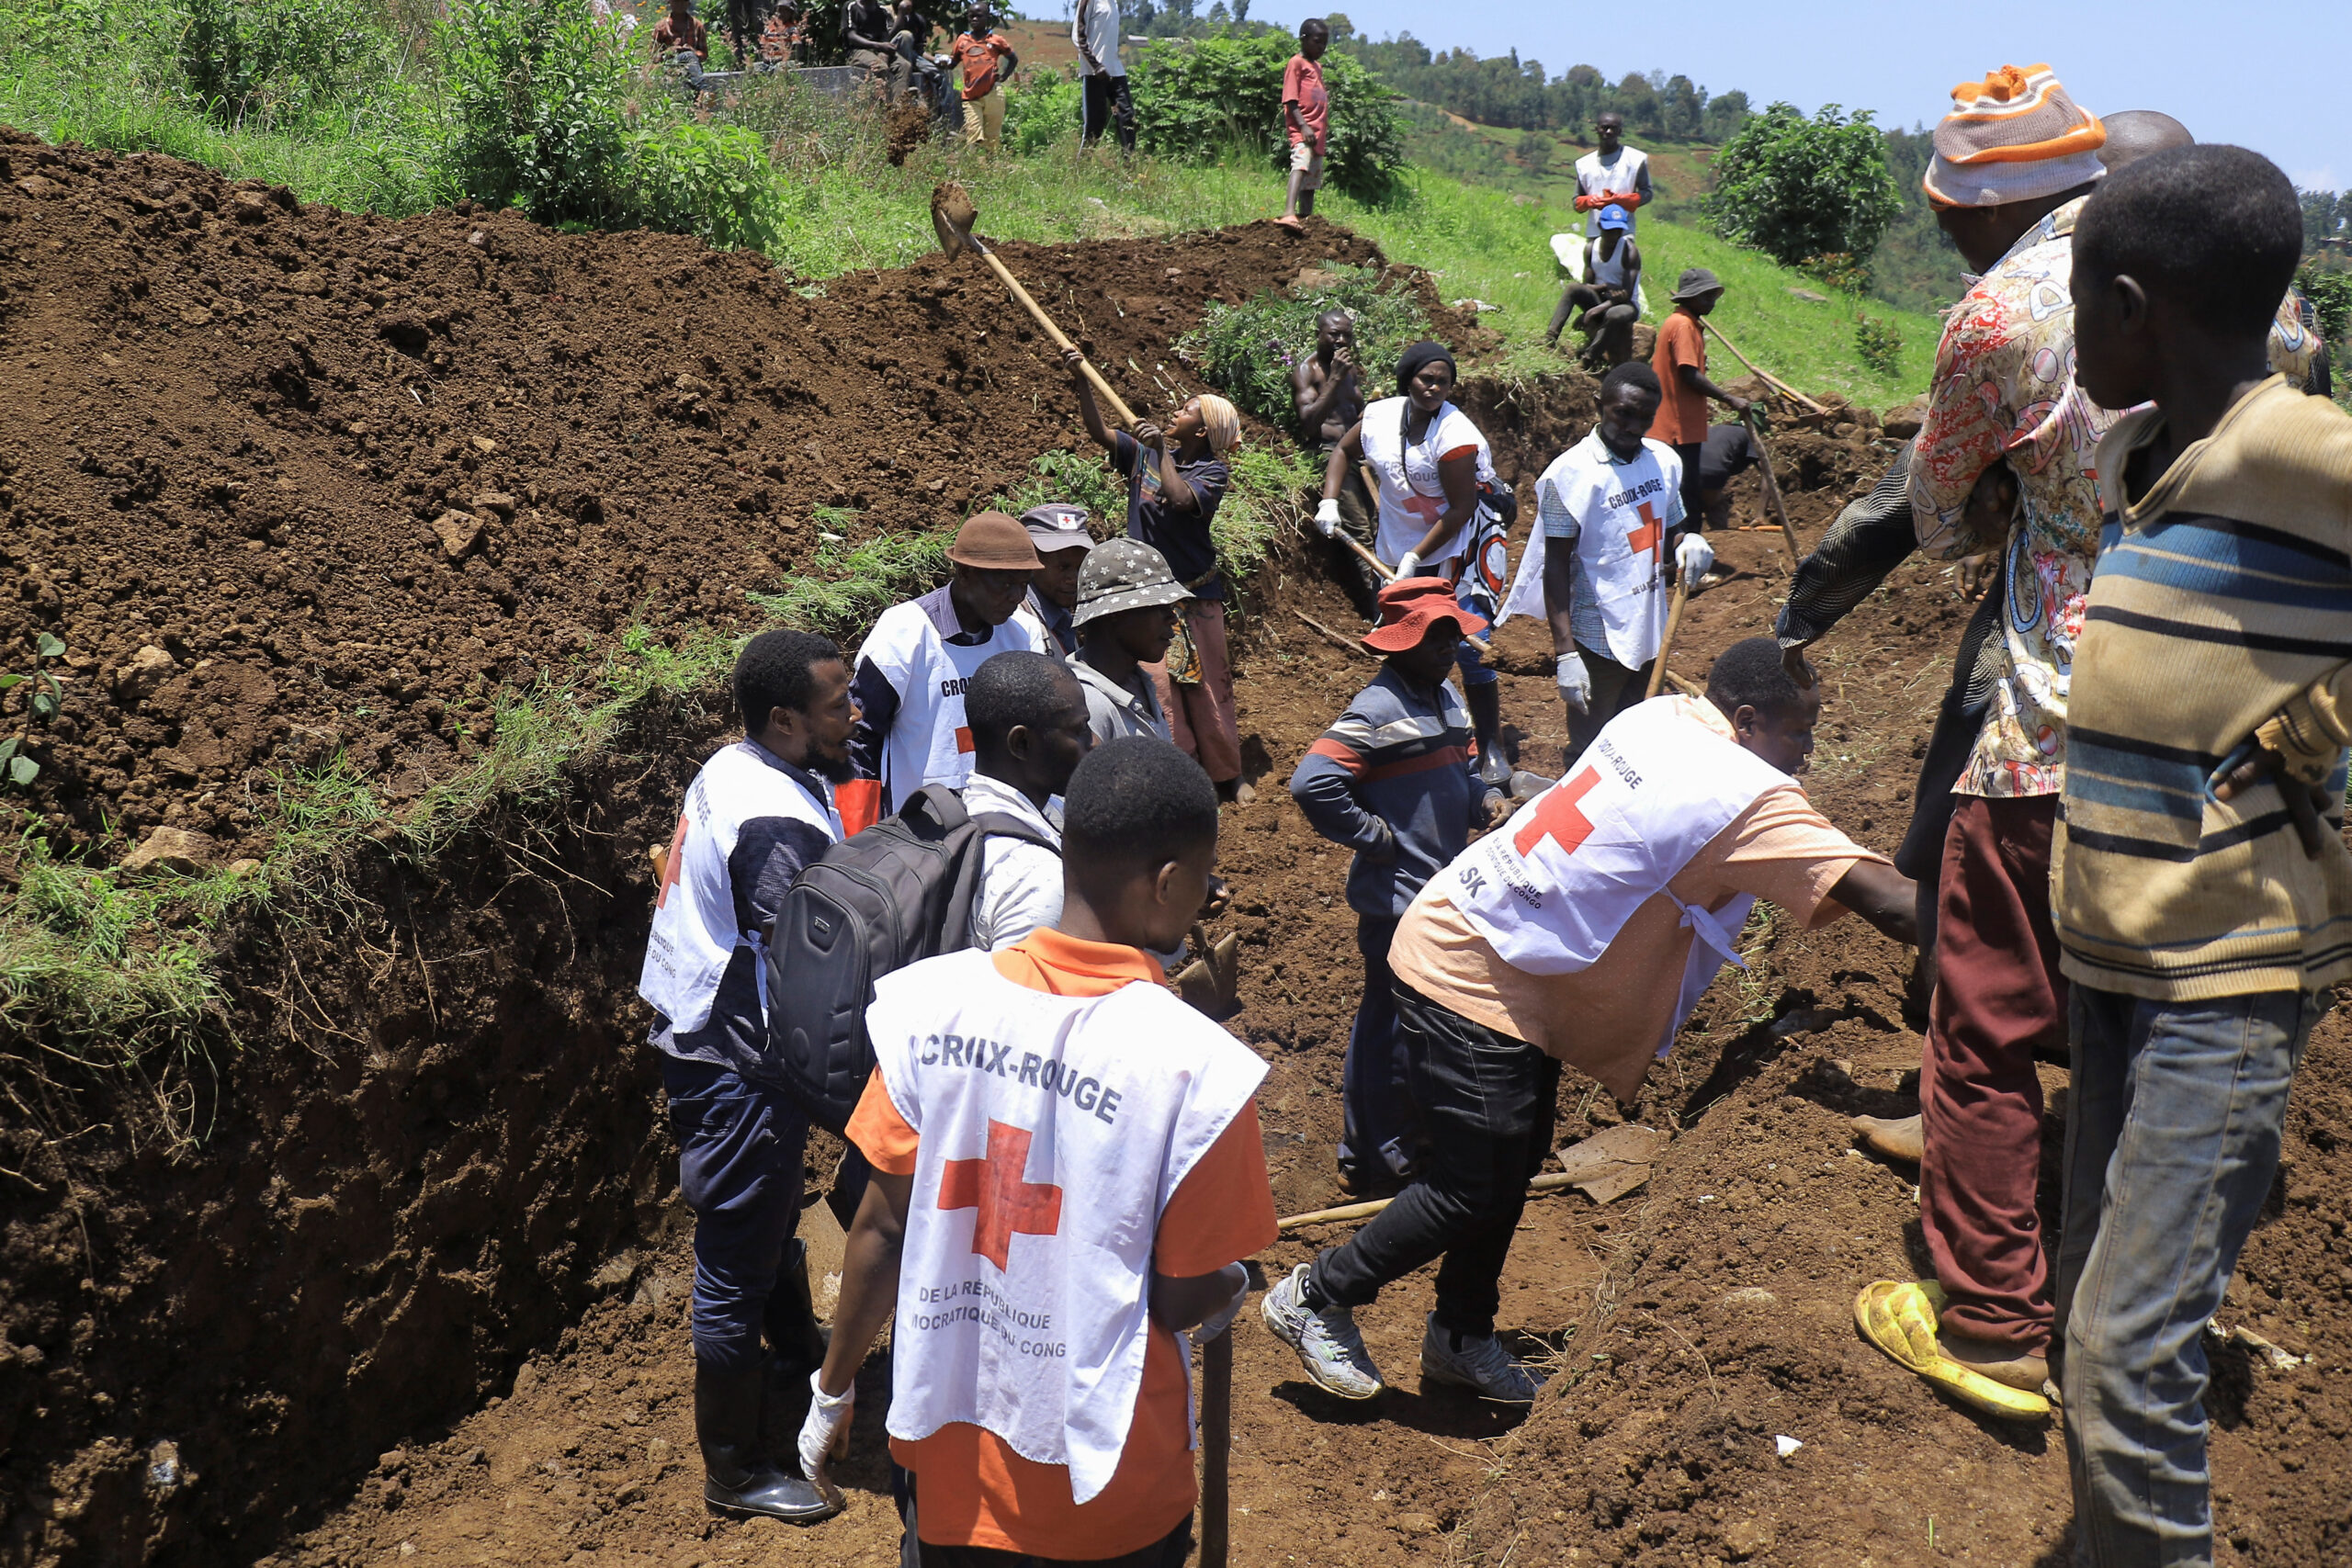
top-left (798, 1372), bottom-right (855, 1480)
top-left (1395, 551), bottom-right (1423, 581)
top-left (1555, 651), bottom-right (1591, 715)
top-left (1674, 533), bottom-right (1714, 580)
top-left (1312, 498), bottom-right (1342, 538)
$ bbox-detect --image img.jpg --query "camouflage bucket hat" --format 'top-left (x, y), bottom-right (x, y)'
top-left (1073, 538), bottom-right (1190, 626)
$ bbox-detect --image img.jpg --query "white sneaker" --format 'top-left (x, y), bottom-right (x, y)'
top-left (1261, 1264), bottom-right (1384, 1400)
top-left (1419, 1314), bottom-right (1545, 1403)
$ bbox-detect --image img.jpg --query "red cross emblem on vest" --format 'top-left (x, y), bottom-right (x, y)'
top-left (1624, 499), bottom-right (1665, 566)
top-left (1514, 765), bottom-right (1602, 859)
top-left (938, 1120), bottom-right (1063, 1270)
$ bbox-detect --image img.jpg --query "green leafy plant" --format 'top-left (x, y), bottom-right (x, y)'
top-left (1003, 65), bottom-right (1082, 157)
top-left (1, 633), bottom-right (67, 788)
top-left (1129, 32), bottom-right (1405, 202)
top-left (2299, 263), bottom-right (2351, 346)
top-left (1702, 102), bottom-right (1903, 272)
top-left (1854, 312), bottom-right (1904, 378)
top-left (1174, 263), bottom-right (1430, 424)
top-left (179, 0), bottom-right (400, 125)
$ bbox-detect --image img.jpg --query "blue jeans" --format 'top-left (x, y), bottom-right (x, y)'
top-left (662, 1054), bottom-right (811, 1380)
top-left (1338, 916), bottom-right (1414, 1186)
top-left (2055, 986), bottom-right (2328, 1567)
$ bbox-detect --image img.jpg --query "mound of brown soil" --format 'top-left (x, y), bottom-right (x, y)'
top-left (0, 130), bottom-right (1379, 866)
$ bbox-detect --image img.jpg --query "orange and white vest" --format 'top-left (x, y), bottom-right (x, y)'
top-left (859, 598), bottom-right (1048, 816)
top-left (1422, 695), bottom-right (1781, 1055)
top-left (639, 741), bottom-right (841, 1035)
top-left (867, 949), bottom-right (1264, 1502)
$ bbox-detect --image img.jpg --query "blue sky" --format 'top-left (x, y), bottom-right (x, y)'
top-left (1233, 0), bottom-right (2347, 192)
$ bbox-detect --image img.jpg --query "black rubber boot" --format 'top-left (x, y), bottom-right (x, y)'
top-left (695, 1362), bottom-right (838, 1523)
top-left (1464, 682), bottom-right (1511, 786)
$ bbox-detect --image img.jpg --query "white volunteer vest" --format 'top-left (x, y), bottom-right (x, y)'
top-left (1494, 434), bottom-right (1682, 666)
top-left (1576, 145), bottom-right (1650, 231)
top-left (870, 950), bottom-right (1265, 1503)
top-left (1424, 696), bottom-right (1783, 1055)
top-left (1358, 396), bottom-right (1499, 571)
top-left (860, 598), bottom-right (1047, 814)
top-left (639, 741), bottom-right (841, 1035)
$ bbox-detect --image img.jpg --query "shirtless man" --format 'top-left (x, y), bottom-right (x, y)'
top-left (1294, 310), bottom-right (1379, 603)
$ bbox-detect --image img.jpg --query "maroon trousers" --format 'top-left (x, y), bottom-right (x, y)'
top-left (1918, 794), bottom-right (2067, 1355)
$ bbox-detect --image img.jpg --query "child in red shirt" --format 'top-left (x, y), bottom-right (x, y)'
top-left (950, 3), bottom-right (1019, 151)
top-left (1277, 17), bottom-right (1331, 229)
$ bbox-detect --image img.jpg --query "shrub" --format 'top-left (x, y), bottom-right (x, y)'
top-left (2300, 263), bottom-right (2352, 345)
top-left (628, 119), bottom-right (782, 251)
top-left (1003, 66), bottom-right (1081, 157)
top-left (1174, 263), bottom-right (1430, 425)
top-left (178, 0), bottom-right (403, 125)
top-left (1855, 313), bottom-right (1903, 378)
top-left (1702, 102), bottom-right (1903, 272)
top-left (1129, 32), bottom-right (1405, 202)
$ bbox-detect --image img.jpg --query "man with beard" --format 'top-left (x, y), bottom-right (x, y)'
top-left (639, 629), bottom-right (860, 1524)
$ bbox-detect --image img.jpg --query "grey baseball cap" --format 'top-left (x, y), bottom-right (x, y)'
top-left (1073, 538), bottom-right (1189, 626)
top-left (1021, 502), bottom-right (1096, 557)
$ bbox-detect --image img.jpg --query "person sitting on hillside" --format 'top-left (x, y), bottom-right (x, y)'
top-left (756, 2), bottom-right (806, 66)
top-left (960, 651), bottom-right (1094, 951)
top-left (639, 629), bottom-right (854, 1524)
top-left (1062, 347), bottom-right (1252, 802)
top-left (1293, 309), bottom-right (1377, 599)
top-left (1265, 639), bottom-right (1917, 1404)
top-left (843, 0), bottom-right (913, 98)
top-left (1013, 503), bottom-right (1093, 658)
top-left (1647, 267), bottom-right (1750, 532)
top-left (839, 511), bottom-right (1048, 835)
top-left (949, 2), bottom-right (1018, 151)
top-left (1545, 203), bottom-right (1642, 368)
top-left (652, 0), bottom-right (709, 62)
top-left (799, 737), bottom-right (1276, 1563)
top-left (1290, 577), bottom-right (1510, 1197)
top-left (1275, 18), bottom-right (1331, 231)
top-left (1069, 539), bottom-right (1184, 747)
top-left (1574, 111), bottom-right (1652, 235)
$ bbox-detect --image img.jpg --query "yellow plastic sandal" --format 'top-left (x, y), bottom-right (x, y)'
top-left (1853, 1280), bottom-right (2052, 1424)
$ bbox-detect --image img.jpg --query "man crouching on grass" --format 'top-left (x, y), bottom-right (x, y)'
top-left (799, 737), bottom-right (1278, 1565)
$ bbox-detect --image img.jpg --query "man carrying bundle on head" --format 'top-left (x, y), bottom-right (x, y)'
top-left (1495, 362), bottom-right (1714, 762)
top-left (1265, 640), bottom-right (1917, 1404)
top-left (799, 737), bottom-right (1278, 1565)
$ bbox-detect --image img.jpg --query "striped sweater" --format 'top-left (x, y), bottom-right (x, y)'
top-left (1288, 667), bottom-right (1496, 918)
top-left (2053, 377), bottom-right (2352, 1000)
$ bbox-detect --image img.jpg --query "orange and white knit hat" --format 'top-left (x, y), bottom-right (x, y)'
top-left (1923, 64), bottom-right (2107, 209)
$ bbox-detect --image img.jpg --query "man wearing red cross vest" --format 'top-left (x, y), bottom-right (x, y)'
top-left (802, 738), bottom-right (1277, 1565)
top-left (1264, 639), bottom-right (1917, 1402)
top-left (1496, 362), bottom-right (1716, 761)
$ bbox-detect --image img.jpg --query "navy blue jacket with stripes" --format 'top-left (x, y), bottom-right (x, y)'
top-left (1288, 666), bottom-right (1498, 919)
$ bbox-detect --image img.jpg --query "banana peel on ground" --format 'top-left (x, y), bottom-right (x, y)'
top-left (1853, 1279), bottom-right (2052, 1424)
top-left (1174, 921), bottom-right (1242, 1021)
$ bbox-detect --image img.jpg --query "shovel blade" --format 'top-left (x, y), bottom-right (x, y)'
top-left (931, 179), bottom-right (978, 259)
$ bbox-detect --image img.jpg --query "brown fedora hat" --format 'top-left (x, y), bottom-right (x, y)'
top-left (945, 510), bottom-right (1044, 570)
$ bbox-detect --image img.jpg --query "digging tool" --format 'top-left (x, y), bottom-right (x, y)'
top-left (1701, 319), bottom-right (1828, 416)
top-left (931, 181), bottom-right (1139, 428)
top-left (1279, 1172), bottom-right (1580, 1231)
top-left (1744, 405), bottom-right (1805, 560)
top-left (1645, 572), bottom-right (1692, 700)
top-left (1173, 921), bottom-right (1243, 1021)
top-left (1199, 1325), bottom-right (1234, 1568)
top-left (1295, 609), bottom-right (1376, 660)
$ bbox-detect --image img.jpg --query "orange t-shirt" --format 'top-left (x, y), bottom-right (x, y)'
top-left (1646, 310), bottom-right (1710, 446)
top-left (1388, 754), bottom-right (1883, 1102)
top-left (843, 926), bottom-right (1279, 1560)
top-left (952, 31), bottom-right (1012, 99)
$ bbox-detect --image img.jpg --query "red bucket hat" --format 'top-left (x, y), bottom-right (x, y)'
top-left (1362, 575), bottom-right (1488, 653)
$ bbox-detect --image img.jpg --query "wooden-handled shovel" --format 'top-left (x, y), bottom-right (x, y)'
top-left (1645, 572), bottom-right (1692, 700)
top-left (1199, 1325), bottom-right (1234, 1568)
top-left (931, 181), bottom-right (1140, 428)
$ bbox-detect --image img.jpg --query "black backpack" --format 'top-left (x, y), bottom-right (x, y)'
top-left (766, 784), bottom-right (1055, 1134)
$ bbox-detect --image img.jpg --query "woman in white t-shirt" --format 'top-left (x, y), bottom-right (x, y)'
top-left (1312, 340), bottom-right (1512, 781)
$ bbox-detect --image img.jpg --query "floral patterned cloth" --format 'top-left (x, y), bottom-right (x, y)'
top-left (1909, 196), bottom-right (2118, 799)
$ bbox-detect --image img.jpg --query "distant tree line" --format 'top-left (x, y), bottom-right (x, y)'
top-left (1319, 16), bottom-right (1747, 142)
